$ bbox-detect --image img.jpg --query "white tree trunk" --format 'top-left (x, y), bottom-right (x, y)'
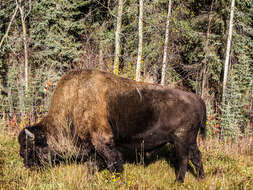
top-left (16, 0), bottom-right (29, 92)
top-left (222, 0), bottom-right (235, 102)
top-left (113, 0), bottom-right (123, 75)
top-left (7, 87), bottom-right (14, 115)
top-left (161, 0), bottom-right (172, 86)
top-left (136, 0), bottom-right (143, 81)
top-left (250, 79), bottom-right (253, 129)
top-left (201, 0), bottom-right (214, 98)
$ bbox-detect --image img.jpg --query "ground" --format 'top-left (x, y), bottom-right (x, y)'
top-left (0, 126), bottom-right (252, 190)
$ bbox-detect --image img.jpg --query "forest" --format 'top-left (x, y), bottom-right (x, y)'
top-left (0, 0), bottom-right (252, 189)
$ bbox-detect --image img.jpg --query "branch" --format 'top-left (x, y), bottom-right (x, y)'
top-left (24, 0), bottom-right (32, 20)
top-left (0, 5), bottom-right (18, 49)
top-left (95, 0), bottom-right (116, 18)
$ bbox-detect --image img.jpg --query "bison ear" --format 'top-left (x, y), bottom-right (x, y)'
top-left (25, 129), bottom-right (35, 140)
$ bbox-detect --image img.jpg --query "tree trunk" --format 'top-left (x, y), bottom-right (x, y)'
top-left (99, 46), bottom-right (104, 70)
top-left (16, 0), bottom-right (29, 92)
top-left (113, 0), bottom-right (123, 75)
top-left (201, 0), bottom-right (214, 98)
top-left (136, 0), bottom-right (143, 81)
top-left (7, 87), bottom-right (14, 116)
top-left (222, 0), bottom-right (235, 103)
top-left (249, 79), bottom-right (253, 130)
top-left (220, 0), bottom-right (235, 139)
top-left (161, 0), bottom-right (172, 86)
top-left (18, 78), bottom-right (25, 119)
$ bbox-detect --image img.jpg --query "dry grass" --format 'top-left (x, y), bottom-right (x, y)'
top-left (0, 125), bottom-right (252, 190)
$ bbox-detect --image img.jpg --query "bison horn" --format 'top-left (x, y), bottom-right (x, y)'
top-left (25, 129), bottom-right (35, 140)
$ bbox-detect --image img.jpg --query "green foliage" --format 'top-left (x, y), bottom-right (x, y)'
top-left (220, 0), bottom-right (253, 139)
top-left (0, 0), bottom-right (252, 136)
top-left (30, 0), bottom-right (86, 67)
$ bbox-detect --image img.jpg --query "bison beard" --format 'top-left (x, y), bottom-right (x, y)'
top-left (18, 69), bottom-right (206, 182)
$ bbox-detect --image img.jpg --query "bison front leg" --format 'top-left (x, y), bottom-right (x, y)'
top-left (189, 143), bottom-right (205, 179)
top-left (86, 154), bottom-right (107, 174)
top-left (91, 132), bottom-right (124, 174)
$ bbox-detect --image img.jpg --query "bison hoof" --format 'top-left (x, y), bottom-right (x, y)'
top-left (198, 174), bottom-right (205, 179)
top-left (175, 178), bottom-right (184, 183)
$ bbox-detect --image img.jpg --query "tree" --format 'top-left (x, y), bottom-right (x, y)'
top-left (222, 0), bottom-right (235, 103)
top-left (219, 0), bottom-right (253, 138)
top-left (16, 0), bottom-right (31, 92)
top-left (136, 0), bottom-right (143, 81)
top-left (0, 3), bottom-right (18, 96)
top-left (201, 0), bottom-right (214, 98)
top-left (161, 0), bottom-right (172, 86)
top-left (113, 0), bottom-right (123, 75)
top-left (0, 0), bottom-right (252, 137)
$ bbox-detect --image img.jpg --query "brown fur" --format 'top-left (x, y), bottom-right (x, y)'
top-left (18, 69), bottom-right (206, 182)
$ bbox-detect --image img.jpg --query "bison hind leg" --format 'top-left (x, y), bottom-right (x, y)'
top-left (189, 143), bottom-right (205, 179)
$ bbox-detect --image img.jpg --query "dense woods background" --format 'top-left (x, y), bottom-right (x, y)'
top-left (0, 0), bottom-right (252, 139)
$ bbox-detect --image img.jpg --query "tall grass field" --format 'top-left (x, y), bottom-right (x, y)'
top-left (0, 124), bottom-right (252, 190)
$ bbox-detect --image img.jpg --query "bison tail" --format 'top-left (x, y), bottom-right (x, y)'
top-left (200, 100), bottom-right (207, 140)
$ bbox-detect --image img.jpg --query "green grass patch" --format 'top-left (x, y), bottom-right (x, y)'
top-left (0, 128), bottom-right (252, 190)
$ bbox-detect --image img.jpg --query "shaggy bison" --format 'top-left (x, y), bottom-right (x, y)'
top-left (18, 69), bottom-right (206, 182)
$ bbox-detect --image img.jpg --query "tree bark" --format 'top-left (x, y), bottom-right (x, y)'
top-left (113, 0), bottom-right (123, 75)
top-left (99, 46), bottom-right (104, 70)
top-left (7, 87), bottom-right (14, 116)
top-left (220, 0), bottom-right (235, 139)
top-left (136, 0), bottom-right (143, 81)
top-left (222, 0), bottom-right (235, 102)
top-left (161, 0), bottom-right (172, 86)
top-left (16, 0), bottom-right (29, 92)
top-left (249, 79), bottom-right (253, 130)
top-left (201, 0), bottom-right (214, 98)
top-left (17, 77), bottom-right (25, 119)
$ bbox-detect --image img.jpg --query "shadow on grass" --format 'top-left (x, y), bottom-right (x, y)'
top-left (120, 144), bottom-right (177, 166)
top-left (19, 143), bottom-right (199, 179)
top-left (119, 144), bottom-right (200, 178)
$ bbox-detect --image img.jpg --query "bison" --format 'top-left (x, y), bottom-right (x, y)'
top-left (18, 69), bottom-right (206, 182)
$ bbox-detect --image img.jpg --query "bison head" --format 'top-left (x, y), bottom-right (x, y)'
top-left (18, 126), bottom-right (51, 168)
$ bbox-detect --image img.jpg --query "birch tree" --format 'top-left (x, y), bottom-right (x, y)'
top-left (136, 0), bottom-right (143, 81)
top-left (222, 0), bottom-right (235, 102)
top-left (250, 79), bottom-right (253, 129)
top-left (201, 0), bottom-right (214, 98)
top-left (0, 4), bottom-right (18, 96)
top-left (17, 0), bottom-right (31, 119)
top-left (161, 0), bottom-right (172, 86)
top-left (220, 0), bottom-right (235, 138)
top-left (113, 0), bottom-right (123, 75)
top-left (16, 0), bottom-right (31, 92)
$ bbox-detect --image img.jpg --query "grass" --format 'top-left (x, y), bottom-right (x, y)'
top-left (0, 126), bottom-right (252, 190)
